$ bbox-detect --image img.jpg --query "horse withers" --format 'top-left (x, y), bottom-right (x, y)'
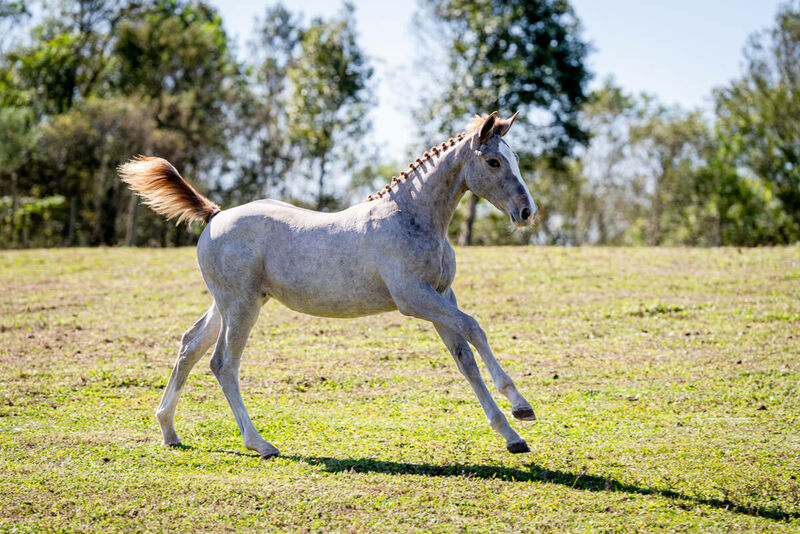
top-left (120, 112), bottom-right (538, 458)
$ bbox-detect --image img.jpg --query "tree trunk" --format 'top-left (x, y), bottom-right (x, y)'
top-left (596, 208), bottom-right (608, 245)
top-left (126, 196), bottom-right (139, 247)
top-left (649, 172), bottom-right (664, 246)
top-left (160, 218), bottom-right (168, 247)
top-left (9, 172), bottom-right (18, 247)
top-left (458, 193), bottom-right (479, 246)
top-left (67, 195), bottom-right (77, 246)
top-left (316, 156), bottom-right (327, 210)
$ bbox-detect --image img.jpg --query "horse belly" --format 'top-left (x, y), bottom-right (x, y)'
top-left (263, 248), bottom-right (396, 318)
top-left (268, 279), bottom-right (396, 318)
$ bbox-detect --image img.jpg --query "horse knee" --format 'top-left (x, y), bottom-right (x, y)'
top-left (176, 336), bottom-right (206, 368)
top-left (461, 317), bottom-right (486, 346)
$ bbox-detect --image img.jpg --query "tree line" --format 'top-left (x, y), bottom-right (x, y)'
top-left (0, 0), bottom-right (798, 248)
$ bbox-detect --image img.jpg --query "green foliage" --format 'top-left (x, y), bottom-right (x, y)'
top-left (113, 0), bottom-right (239, 169)
top-left (5, 32), bottom-right (80, 113)
top-left (713, 1), bottom-right (800, 237)
top-left (0, 0), bottom-right (240, 247)
top-left (0, 106), bottom-right (38, 172)
top-left (534, 70), bottom-right (800, 247)
top-left (0, 195), bottom-right (66, 247)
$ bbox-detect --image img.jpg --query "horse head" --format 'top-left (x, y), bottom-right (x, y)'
top-left (462, 112), bottom-right (537, 227)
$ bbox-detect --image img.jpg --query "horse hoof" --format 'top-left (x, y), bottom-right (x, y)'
top-left (512, 407), bottom-right (536, 421)
top-left (258, 445), bottom-right (281, 459)
top-left (163, 439), bottom-right (181, 447)
top-left (506, 440), bottom-right (530, 454)
top-left (260, 449), bottom-right (280, 459)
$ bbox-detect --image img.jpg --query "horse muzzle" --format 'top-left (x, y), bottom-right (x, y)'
top-left (508, 200), bottom-right (538, 228)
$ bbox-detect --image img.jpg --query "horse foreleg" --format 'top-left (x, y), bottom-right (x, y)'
top-left (209, 299), bottom-right (279, 458)
top-left (433, 321), bottom-right (529, 453)
top-left (156, 304), bottom-right (221, 446)
top-left (392, 282), bottom-right (535, 422)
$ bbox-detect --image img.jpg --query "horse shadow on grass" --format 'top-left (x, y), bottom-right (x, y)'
top-left (284, 454), bottom-right (798, 522)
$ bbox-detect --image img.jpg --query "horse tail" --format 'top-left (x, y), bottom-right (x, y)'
top-left (119, 156), bottom-right (220, 225)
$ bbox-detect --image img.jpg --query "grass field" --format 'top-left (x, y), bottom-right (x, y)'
top-left (0, 246), bottom-right (798, 532)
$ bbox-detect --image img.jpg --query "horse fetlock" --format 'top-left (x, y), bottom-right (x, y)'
top-left (496, 373), bottom-right (516, 394)
top-left (155, 407), bottom-right (171, 425)
top-left (155, 410), bottom-right (180, 443)
top-left (162, 435), bottom-right (181, 447)
top-left (487, 411), bottom-right (509, 430)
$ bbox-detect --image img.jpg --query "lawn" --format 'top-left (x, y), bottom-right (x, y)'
top-left (0, 246), bottom-right (798, 532)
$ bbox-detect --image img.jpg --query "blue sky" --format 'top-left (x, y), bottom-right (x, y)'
top-left (209, 0), bottom-right (784, 160)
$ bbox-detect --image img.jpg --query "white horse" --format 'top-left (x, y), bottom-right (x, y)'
top-left (121, 112), bottom-right (538, 458)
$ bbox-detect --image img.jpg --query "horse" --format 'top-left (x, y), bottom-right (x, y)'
top-left (120, 111), bottom-right (538, 458)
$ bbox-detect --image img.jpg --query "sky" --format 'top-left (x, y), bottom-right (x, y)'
top-left (209, 0), bottom-right (785, 161)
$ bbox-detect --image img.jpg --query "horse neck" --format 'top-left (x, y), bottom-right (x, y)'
top-left (395, 138), bottom-right (472, 238)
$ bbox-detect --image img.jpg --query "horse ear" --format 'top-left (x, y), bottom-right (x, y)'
top-left (478, 111), bottom-right (499, 144)
top-left (499, 111), bottom-right (520, 136)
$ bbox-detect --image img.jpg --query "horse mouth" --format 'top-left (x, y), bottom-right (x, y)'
top-left (507, 202), bottom-right (537, 228)
top-left (509, 210), bottom-right (532, 228)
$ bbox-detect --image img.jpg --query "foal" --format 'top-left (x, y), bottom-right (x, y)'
top-left (121, 112), bottom-right (538, 457)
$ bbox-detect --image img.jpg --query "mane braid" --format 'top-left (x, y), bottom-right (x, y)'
top-left (365, 132), bottom-right (468, 202)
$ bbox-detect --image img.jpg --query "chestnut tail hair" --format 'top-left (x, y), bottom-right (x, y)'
top-left (119, 156), bottom-right (220, 225)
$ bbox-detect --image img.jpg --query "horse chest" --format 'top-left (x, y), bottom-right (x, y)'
top-left (434, 242), bottom-right (457, 292)
top-left (413, 240), bottom-right (456, 294)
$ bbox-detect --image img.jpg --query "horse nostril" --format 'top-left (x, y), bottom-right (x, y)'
top-left (520, 207), bottom-right (531, 221)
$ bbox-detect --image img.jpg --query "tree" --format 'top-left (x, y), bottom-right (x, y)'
top-left (0, 0), bottom-right (240, 247)
top-left (630, 105), bottom-right (710, 246)
top-left (1, 0), bottom-right (145, 114)
top-left (113, 1), bottom-right (239, 170)
top-left (414, 0), bottom-right (590, 244)
top-left (534, 81), bottom-right (648, 246)
top-left (714, 1), bottom-right (800, 236)
top-left (112, 1), bottom-right (241, 245)
top-left (285, 3), bottom-right (373, 210)
top-left (226, 4), bottom-right (302, 205)
top-left (38, 97), bottom-right (168, 245)
top-left (0, 106), bottom-right (39, 246)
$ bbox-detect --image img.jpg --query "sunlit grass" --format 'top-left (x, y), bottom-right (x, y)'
top-left (1, 246), bottom-right (798, 532)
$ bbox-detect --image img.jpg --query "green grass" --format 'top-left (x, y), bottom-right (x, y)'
top-left (1, 246), bottom-right (798, 532)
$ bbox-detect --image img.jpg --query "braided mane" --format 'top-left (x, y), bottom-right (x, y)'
top-left (365, 131), bottom-right (469, 202)
top-left (365, 113), bottom-right (515, 202)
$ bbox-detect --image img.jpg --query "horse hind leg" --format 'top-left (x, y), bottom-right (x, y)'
top-left (156, 303), bottom-right (221, 446)
top-left (210, 297), bottom-right (279, 458)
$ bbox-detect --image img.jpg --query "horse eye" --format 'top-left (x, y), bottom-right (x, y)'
top-left (488, 159), bottom-right (500, 168)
